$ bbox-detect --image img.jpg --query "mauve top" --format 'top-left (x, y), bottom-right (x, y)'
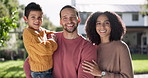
top-left (97, 40), bottom-right (134, 78)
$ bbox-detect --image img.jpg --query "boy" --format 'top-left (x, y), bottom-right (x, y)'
top-left (23, 2), bottom-right (57, 78)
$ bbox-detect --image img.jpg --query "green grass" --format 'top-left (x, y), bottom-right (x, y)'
top-left (132, 54), bottom-right (148, 74)
top-left (0, 54), bottom-right (148, 77)
top-left (0, 59), bottom-right (25, 78)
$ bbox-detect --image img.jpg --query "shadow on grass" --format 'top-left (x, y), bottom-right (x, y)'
top-left (7, 66), bottom-right (23, 71)
top-left (0, 65), bottom-right (25, 78)
top-left (132, 54), bottom-right (148, 60)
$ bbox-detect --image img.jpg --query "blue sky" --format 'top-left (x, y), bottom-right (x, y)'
top-left (18, 0), bottom-right (146, 26)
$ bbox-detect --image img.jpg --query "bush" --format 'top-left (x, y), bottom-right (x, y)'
top-left (0, 49), bottom-right (26, 60)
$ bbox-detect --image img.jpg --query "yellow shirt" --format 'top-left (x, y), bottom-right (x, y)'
top-left (23, 27), bottom-right (57, 72)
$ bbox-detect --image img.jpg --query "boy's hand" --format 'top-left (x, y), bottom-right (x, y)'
top-left (43, 31), bottom-right (47, 42)
top-left (50, 34), bottom-right (57, 42)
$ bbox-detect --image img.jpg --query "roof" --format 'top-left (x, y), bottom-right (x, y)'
top-left (76, 4), bottom-right (144, 12)
top-left (127, 26), bottom-right (148, 32)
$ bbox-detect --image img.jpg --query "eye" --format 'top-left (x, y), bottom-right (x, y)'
top-left (62, 17), bottom-right (67, 20)
top-left (104, 21), bottom-right (110, 25)
top-left (38, 17), bottom-right (42, 20)
top-left (96, 22), bottom-right (101, 25)
top-left (71, 17), bottom-right (76, 20)
top-left (31, 16), bottom-right (35, 19)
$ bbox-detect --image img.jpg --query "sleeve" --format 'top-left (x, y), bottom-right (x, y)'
top-left (47, 39), bottom-right (58, 52)
top-left (45, 30), bottom-right (53, 39)
top-left (78, 42), bottom-right (97, 78)
top-left (104, 42), bottom-right (134, 78)
top-left (23, 29), bottom-right (57, 56)
top-left (23, 57), bottom-right (32, 78)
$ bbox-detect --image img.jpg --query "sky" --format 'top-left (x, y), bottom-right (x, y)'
top-left (18, 0), bottom-right (146, 26)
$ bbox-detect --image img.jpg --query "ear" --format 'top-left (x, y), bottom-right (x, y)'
top-left (23, 16), bottom-right (28, 23)
top-left (77, 17), bottom-right (81, 23)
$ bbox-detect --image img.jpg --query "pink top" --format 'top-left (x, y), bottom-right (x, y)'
top-left (23, 32), bottom-right (97, 78)
top-left (53, 32), bottom-right (97, 78)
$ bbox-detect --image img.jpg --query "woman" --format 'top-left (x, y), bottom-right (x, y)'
top-left (82, 11), bottom-right (134, 78)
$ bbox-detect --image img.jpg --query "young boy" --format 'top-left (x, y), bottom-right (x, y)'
top-left (23, 2), bottom-right (57, 78)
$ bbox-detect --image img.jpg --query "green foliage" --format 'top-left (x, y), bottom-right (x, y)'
top-left (55, 26), bottom-right (63, 32)
top-left (0, 0), bottom-right (19, 47)
top-left (0, 9), bottom-right (18, 47)
top-left (42, 15), bottom-right (56, 31)
top-left (0, 0), bottom-right (19, 16)
top-left (0, 2), bottom-right (9, 17)
top-left (141, 0), bottom-right (148, 15)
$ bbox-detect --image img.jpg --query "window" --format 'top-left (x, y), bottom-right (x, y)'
top-left (79, 12), bottom-right (91, 24)
top-left (143, 37), bottom-right (147, 45)
top-left (132, 13), bottom-right (139, 21)
top-left (118, 14), bottom-right (122, 19)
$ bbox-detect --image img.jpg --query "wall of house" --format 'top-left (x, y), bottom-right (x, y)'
top-left (122, 13), bottom-right (144, 26)
top-left (144, 16), bottom-right (148, 26)
top-left (78, 24), bottom-right (85, 35)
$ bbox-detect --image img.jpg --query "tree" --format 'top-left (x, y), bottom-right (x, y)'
top-left (141, 0), bottom-right (148, 16)
top-left (42, 15), bottom-right (56, 31)
top-left (0, 0), bottom-right (19, 47)
top-left (0, 2), bottom-right (9, 17)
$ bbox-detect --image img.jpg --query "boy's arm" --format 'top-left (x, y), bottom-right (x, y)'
top-left (23, 29), bottom-right (57, 56)
top-left (23, 57), bottom-right (32, 78)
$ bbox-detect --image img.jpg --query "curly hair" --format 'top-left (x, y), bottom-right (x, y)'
top-left (85, 11), bottom-right (126, 45)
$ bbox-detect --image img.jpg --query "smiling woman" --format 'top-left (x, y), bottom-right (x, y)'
top-left (84, 11), bottom-right (134, 78)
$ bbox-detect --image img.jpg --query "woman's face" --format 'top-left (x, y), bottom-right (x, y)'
top-left (96, 14), bottom-right (111, 39)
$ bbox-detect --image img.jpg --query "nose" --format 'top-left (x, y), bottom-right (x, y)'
top-left (100, 23), bottom-right (105, 28)
top-left (35, 18), bottom-right (41, 23)
top-left (67, 18), bottom-right (72, 23)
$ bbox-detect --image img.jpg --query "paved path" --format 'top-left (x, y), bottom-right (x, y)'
top-left (134, 74), bottom-right (148, 78)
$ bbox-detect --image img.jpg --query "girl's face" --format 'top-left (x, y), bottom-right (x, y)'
top-left (96, 14), bottom-right (111, 40)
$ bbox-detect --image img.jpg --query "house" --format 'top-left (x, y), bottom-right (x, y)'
top-left (76, 4), bottom-right (148, 54)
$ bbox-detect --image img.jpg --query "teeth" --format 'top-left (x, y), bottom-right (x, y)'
top-left (34, 23), bottom-right (38, 24)
top-left (99, 30), bottom-right (106, 33)
top-left (67, 25), bottom-right (73, 26)
top-left (34, 23), bottom-right (39, 25)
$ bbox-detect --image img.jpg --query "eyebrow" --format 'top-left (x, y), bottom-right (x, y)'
top-left (96, 20), bottom-right (109, 22)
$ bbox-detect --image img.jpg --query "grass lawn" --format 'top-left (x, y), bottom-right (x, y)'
top-left (132, 54), bottom-right (148, 74)
top-left (0, 59), bottom-right (25, 78)
top-left (0, 54), bottom-right (148, 77)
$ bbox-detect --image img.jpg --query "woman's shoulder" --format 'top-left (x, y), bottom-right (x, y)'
top-left (113, 40), bottom-right (127, 45)
top-left (113, 40), bottom-right (129, 50)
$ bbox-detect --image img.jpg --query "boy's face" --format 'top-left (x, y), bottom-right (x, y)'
top-left (24, 11), bottom-right (43, 30)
